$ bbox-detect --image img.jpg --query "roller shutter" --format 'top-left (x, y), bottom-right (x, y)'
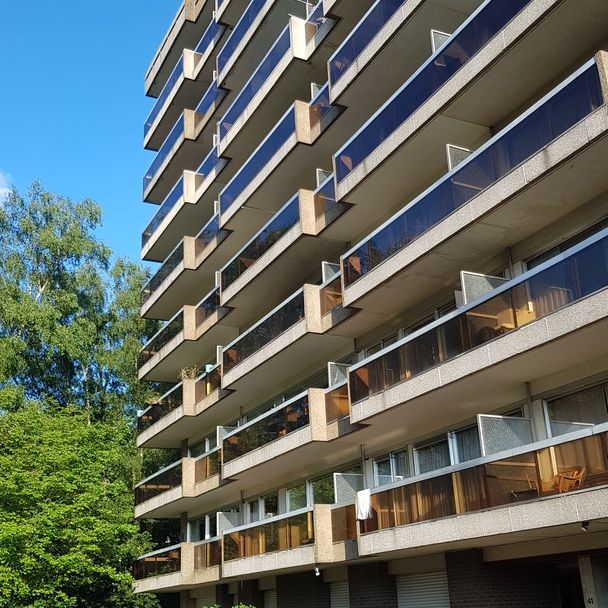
top-left (396, 571), bottom-right (450, 608)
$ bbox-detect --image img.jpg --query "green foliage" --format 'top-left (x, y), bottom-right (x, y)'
top-left (0, 407), bottom-right (159, 608)
top-left (0, 181), bottom-right (159, 420)
top-left (0, 183), bottom-right (165, 607)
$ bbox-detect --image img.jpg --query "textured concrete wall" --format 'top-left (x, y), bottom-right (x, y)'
top-left (446, 550), bottom-right (560, 608)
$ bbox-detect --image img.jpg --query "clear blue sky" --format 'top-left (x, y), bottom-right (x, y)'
top-left (0, 1), bottom-right (181, 264)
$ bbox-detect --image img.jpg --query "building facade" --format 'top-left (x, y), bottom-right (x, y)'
top-left (134, 0), bottom-right (608, 606)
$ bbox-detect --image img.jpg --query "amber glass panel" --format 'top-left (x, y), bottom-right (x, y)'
top-left (194, 450), bottom-right (220, 482)
top-left (135, 463), bottom-right (182, 505)
top-left (194, 539), bottom-right (221, 569)
top-left (331, 504), bottom-right (356, 542)
top-left (133, 547), bottom-right (181, 579)
top-left (326, 385), bottom-right (350, 422)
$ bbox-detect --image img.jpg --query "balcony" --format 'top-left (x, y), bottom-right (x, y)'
top-left (328, 0), bottom-right (482, 107)
top-left (133, 539), bottom-right (221, 593)
top-left (134, 460), bottom-right (184, 517)
top-left (144, 19), bottom-right (227, 150)
top-left (218, 88), bottom-right (342, 245)
top-left (222, 505), bottom-right (343, 578)
top-left (217, 8), bottom-right (336, 163)
top-left (348, 228), bottom-right (608, 429)
top-left (138, 287), bottom-right (237, 382)
top-left (145, 0), bottom-right (213, 97)
top-left (137, 364), bottom-right (234, 450)
top-left (332, 0), bottom-right (608, 209)
top-left (358, 426), bottom-right (608, 558)
top-left (219, 179), bottom-right (350, 327)
top-left (216, 0), bottom-right (309, 96)
top-left (340, 58), bottom-right (608, 317)
top-left (221, 285), bottom-right (353, 395)
top-left (142, 147), bottom-right (227, 262)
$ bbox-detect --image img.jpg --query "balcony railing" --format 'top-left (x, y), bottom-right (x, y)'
top-left (217, 0), bottom-right (265, 75)
top-left (219, 25), bottom-right (291, 141)
top-left (194, 538), bottom-right (222, 569)
top-left (194, 18), bottom-right (225, 56)
top-left (320, 275), bottom-right (342, 315)
top-left (138, 310), bottom-right (184, 368)
top-left (137, 384), bottom-right (184, 434)
top-left (349, 228), bottom-right (608, 403)
top-left (331, 503), bottom-right (356, 542)
top-left (343, 60), bottom-right (603, 285)
top-left (325, 384), bottom-right (349, 422)
top-left (309, 82), bottom-right (340, 131)
top-left (142, 178), bottom-right (184, 248)
top-left (133, 545), bottom-right (181, 579)
top-left (144, 116), bottom-right (185, 193)
top-left (194, 447), bottom-right (221, 482)
top-left (223, 392), bottom-right (309, 462)
top-left (141, 241), bottom-right (184, 306)
top-left (223, 508), bottom-right (315, 561)
top-left (196, 287), bottom-right (221, 326)
top-left (329, 0), bottom-right (406, 87)
top-left (334, 0), bottom-right (532, 183)
top-left (219, 106), bottom-right (296, 214)
top-left (145, 57), bottom-right (184, 138)
top-left (195, 80), bottom-right (226, 127)
top-left (304, 0), bottom-right (327, 44)
top-left (221, 193), bottom-right (300, 289)
top-left (135, 461), bottom-right (182, 505)
top-left (223, 288), bottom-right (305, 371)
top-left (361, 428), bottom-right (608, 535)
top-left (194, 364), bottom-right (222, 401)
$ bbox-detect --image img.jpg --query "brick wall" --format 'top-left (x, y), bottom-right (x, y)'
top-left (446, 550), bottom-right (560, 608)
top-left (277, 571), bottom-right (330, 608)
top-left (348, 562), bottom-right (397, 608)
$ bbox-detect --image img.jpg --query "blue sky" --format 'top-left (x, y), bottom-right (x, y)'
top-left (0, 1), bottom-right (181, 264)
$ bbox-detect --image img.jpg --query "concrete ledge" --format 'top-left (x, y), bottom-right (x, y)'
top-left (359, 486), bottom-right (608, 556)
top-left (136, 405), bottom-right (184, 448)
top-left (134, 571), bottom-right (182, 594)
top-left (135, 485), bottom-right (183, 519)
top-left (223, 544), bottom-right (316, 578)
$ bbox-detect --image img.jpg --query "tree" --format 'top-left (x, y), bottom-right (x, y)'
top-left (0, 181), bottom-right (159, 420)
top-left (0, 406), bottom-right (158, 608)
top-left (0, 182), bottom-right (166, 607)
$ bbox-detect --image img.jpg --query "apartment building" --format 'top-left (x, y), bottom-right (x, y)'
top-left (134, 0), bottom-right (608, 606)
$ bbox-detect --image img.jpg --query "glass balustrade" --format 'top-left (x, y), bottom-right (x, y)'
top-left (194, 538), bottom-right (222, 569)
top-left (361, 430), bottom-right (608, 534)
top-left (138, 311), bottom-right (185, 368)
top-left (329, 0), bottom-right (405, 87)
top-left (145, 57), bottom-right (184, 138)
top-left (343, 61), bottom-right (603, 285)
top-left (221, 194), bottom-right (300, 289)
top-left (197, 213), bottom-right (223, 249)
top-left (334, 0), bottom-right (532, 183)
top-left (304, 1), bottom-right (328, 44)
top-left (142, 178), bottom-right (185, 248)
top-left (217, 0), bottom-right (266, 75)
top-left (141, 242), bottom-right (184, 306)
top-left (309, 82), bottom-right (339, 131)
top-left (195, 81), bottom-right (225, 126)
top-left (223, 289), bottom-right (305, 371)
top-left (196, 287), bottom-right (221, 326)
top-left (320, 276), bottom-right (342, 315)
top-left (135, 462), bottom-right (182, 505)
top-left (331, 504), bottom-right (356, 541)
top-left (350, 229), bottom-right (608, 403)
top-left (133, 546), bottom-right (181, 579)
top-left (194, 448), bottom-right (221, 482)
top-left (195, 18), bottom-right (224, 55)
top-left (144, 116), bottom-right (185, 193)
top-left (137, 384), bottom-right (184, 434)
top-left (219, 107), bottom-right (296, 214)
top-left (223, 393), bottom-right (310, 462)
top-left (223, 509), bottom-right (314, 560)
top-left (219, 26), bottom-right (291, 141)
top-left (195, 364), bottom-right (222, 401)
top-left (325, 384), bottom-right (349, 422)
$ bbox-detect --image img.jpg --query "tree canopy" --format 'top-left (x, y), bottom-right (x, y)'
top-left (0, 182), bottom-right (164, 607)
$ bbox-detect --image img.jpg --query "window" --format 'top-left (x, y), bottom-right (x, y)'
top-left (287, 483), bottom-right (308, 511)
top-left (189, 432), bottom-right (217, 457)
top-left (311, 474), bottom-right (335, 504)
top-left (374, 450), bottom-right (410, 486)
top-left (450, 425), bottom-right (481, 462)
top-left (546, 383), bottom-right (608, 437)
top-left (191, 512), bottom-right (218, 541)
top-left (414, 436), bottom-right (451, 474)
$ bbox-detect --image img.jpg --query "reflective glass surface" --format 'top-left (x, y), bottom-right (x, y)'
top-left (137, 384), bottom-right (184, 433)
top-left (335, 0), bottom-right (532, 183)
top-left (343, 63), bottom-right (603, 285)
top-left (144, 116), bottom-right (185, 193)
top-left (141, 242), bottom-right (184, 306)
top-left (135, 463), bottom-right (182, 505)
top-left (145, 57), bottom-right (184, 138)
top-left (138, 311), bottom-right (184, 368)
top-left (223, 289), bottom-right (305, 370)
top-left (133, 546), bottom-right (181, 579)
top-left (142, 178), bottom-right (184, 248)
